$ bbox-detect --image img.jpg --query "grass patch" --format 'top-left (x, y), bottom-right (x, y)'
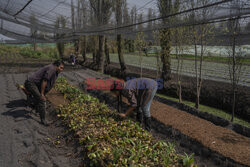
top-left (156, 93), bottom-right (250, 128)
top-left (87, 52), bottom-right (250, 65)
top-left (0, 45), bottom-right (59, 60)
top-left (169, 54), bottom-right (250, 65)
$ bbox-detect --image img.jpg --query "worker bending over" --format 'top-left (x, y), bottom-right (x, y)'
top-left (24, 60), bottom-right (64, 125)
top-left (110, 78), bottom-right (158, 131)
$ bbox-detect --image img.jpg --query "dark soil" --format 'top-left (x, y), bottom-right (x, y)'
top-left (0, 72), bottom-right (83, 167)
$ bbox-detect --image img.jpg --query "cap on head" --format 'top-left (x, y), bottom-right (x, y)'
top-left (110, 79), bottom-right (124, 92)
top-left (53, 60), bottom-right (64, 67)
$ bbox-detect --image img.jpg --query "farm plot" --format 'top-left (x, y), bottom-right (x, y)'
top-left (0, 64), bottom-right (249, 166)
top-left (62, 69), bottom-right (250, 167)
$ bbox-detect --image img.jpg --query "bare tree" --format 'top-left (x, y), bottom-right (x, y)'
top-left (71, 0), bottom-right (75, 30)
top-left (30, 14), bottom-right (37, 51)
top-left (80, 0), bottom-right (88, 62)
top-left (70, 0), bottom-right (80, 56)
top-left (147, 8), bottom-right (153, 40)
top-left (55, 16), bottom-right (66, 59)
top-left (81, 35), bottom-right (87, 62)
top-left (89, 0), bottom-right (113, 73)
top-left (227, 0), bottom-right (243, 122)
top-left (189, 0), bottom-right (215, 109)
top-left (90, 35), bottom-right (98, 64)
top-left (122, 1), bottom-right (131, 52)
top-left (153, 31), bottom-right (162, 78)
top-left (135, 32), bottom-right (147, 78)
top-left (104, 37), bottom-right (111, 71)
top-left (130, 6), bottom-right (137, 32)
top-left (113, 0), bottom-right (127, 76)
top-left (157, 0), bottom-right (177, 88)
top-left (173, 25), bottom-right (185, 103)
top-left (126, 6), bottom-right (137, 52)
top-left (88, 7), bottom-right (98, 64)
top-left (137, 13), bottom-right (143, 32)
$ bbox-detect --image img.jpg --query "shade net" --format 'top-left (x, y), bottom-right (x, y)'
top-left (0, 0), bottom-right (249, 44)
top-left (0, 0), bottom-right (249, 87)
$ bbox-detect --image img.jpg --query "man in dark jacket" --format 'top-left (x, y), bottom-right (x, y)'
top-left (24, 60), bottom-right (64, 125)
top-left (110, 78), bottom-right (158, 131)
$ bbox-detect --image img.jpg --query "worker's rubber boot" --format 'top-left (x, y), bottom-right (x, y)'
top-left (40, 110), bottom-right (48, 126)
top-left (39, 101), bottom-right (49, 126)
top-left (144, 117), bottom-right (151, 132)
top-left (136, 108), bottom-right (143, 125)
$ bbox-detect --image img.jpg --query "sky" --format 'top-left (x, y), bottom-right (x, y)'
top-left (0, 0), bottom-right (158, 41)
top-left (127, 0), bottom-right (158, 12)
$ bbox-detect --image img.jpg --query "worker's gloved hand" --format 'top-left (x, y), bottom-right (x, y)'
top-left (41, 94), bottom-right (46, 101)
top-left (118, 113), bottom-right (126, 118)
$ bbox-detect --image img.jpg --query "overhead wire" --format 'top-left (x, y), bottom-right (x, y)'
top-left (14, 0), bottom-right (33, 17)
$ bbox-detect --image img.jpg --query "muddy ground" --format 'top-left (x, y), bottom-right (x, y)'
top-left (0, 72), bottom-right (84, 167)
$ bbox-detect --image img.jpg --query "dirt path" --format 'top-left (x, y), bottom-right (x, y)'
top-left (150, 101), bottom-right (250, 166)
top-left (0, 73), bottom-right (81, 167)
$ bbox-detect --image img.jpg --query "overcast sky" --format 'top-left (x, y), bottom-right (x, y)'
top-left (127, 0), bottom-right (158, 13)
top-left (0, 0), bottom-right (159, 41)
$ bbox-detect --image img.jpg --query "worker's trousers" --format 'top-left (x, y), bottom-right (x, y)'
top-left (141, 86), bottom-right (158, 118)
top-left (24, 80), bottom-right (46, 120)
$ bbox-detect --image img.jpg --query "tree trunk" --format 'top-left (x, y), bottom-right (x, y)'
top-left (98, 35), bottom-right (105, 73)
top-left (81, 36), bottom-right (87, 62)
top-left (117, 34), bottom-right (126, 74)
top-left (195, 91), bottom-right (200, 109)
top-left (179, 82), bottom-right (182, 103)
top-left (93, 52), bottom-right (96, 64)
top-left (33, 42), bottom-right (37, 51)
top-left (105, 37), bottom-right (110, 65)
top-left (139, 50), bottom-right (142, 78)
top-left (128, 40), bottom-right (134, 52)
top-left (176, 45), bottom-right (182, 103)
top-left (156, 51), bottom-right (160, 78)
top-left (56, 43), bottom-right (64, 60)
top-left (231, 34), bottom-right (236, 122)
top-left (231, 88), bottom-right (236, 122)
top-left (160, 29), bottom-right (171, 88)
top-left (74, 40), bottom-right (79, 56)
top-left (92, 36), bottom-right (98, 64)
top-left (196, 30), bottom-right (204, 109)
top-left (194, 32), bottom-right (199, 109)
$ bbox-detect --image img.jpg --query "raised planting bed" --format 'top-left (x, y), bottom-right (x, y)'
top-left (154, 96), bottom-right (250, 138)
top-left (54, 77), bottom-right (195, 167)
top-left (58, 70), bottom-right (250, 166)
top-left (84, 84), bottom-right (249, 167)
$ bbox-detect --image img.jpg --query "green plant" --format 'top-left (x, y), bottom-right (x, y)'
top-left (182, 153), bottom-right (195, 167)
top-left (54, 77), bottom-right (195, 166)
